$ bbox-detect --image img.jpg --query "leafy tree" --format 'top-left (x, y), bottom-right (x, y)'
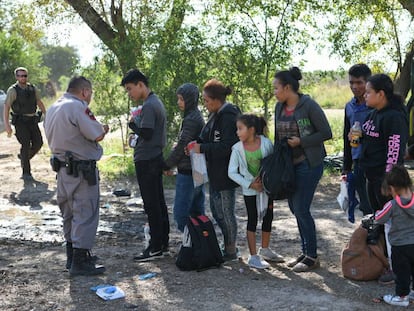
top-left (204, 0), bottom-right (326, 120)
top-left (0, 2), bottom-right (50, 90)
top-left (0, 31), bottom-right (48, 90)
top-left (30, 0), bottom-right (414, 128)
top-left (41, 44), bottom-right (80, 86)
top-left (81, 56), bottom-right (129, 149)
top-left (33, 0), bottom-right (190, 74)
top-left (33, 0), bottom-right (205, 146)
top-left (318, 0), bottom-right (414, 98)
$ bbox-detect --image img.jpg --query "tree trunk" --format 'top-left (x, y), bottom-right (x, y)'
top-left (398, 0), bottom-right (414, 16)
top-left (64, 0), bottom-right (187, 74)
top-left (394, 42), bottom-right (414, 100)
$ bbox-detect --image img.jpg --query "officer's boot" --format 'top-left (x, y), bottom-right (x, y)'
top-left (70, 248), bottom-right (105, 276)
top-left (66, 242), bottom-right (73, 270)
top-left (67, 245), bottom-right (98, 269)
top-left (87, 249), bottom-right (99, 265)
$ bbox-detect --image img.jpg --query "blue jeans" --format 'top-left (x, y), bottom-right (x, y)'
top-left (288, 160), bottom-right (323, 258)
top-left (174, 173), bottom-right (205, 232)
top-left (209, 188), bottom-right (237, 248)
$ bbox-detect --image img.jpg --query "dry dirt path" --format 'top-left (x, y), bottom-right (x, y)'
top-left (0, 129), bottom-right (402, 311)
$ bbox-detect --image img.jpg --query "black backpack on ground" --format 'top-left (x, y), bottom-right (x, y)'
top-left (176, 215), bottom-right (224, 271)
top-left (260, 138), bottom-right (295, 200)
top-left (361, 214), bottom-right (383, 245)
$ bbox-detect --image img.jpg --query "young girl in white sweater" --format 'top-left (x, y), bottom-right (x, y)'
top-left (228, 114), bottom-right (284, 269)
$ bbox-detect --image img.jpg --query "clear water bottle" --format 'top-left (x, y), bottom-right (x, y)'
top-left (350, 121), bottom-right (362, 148)
top-left (144, 223), bottom-right (150, 248)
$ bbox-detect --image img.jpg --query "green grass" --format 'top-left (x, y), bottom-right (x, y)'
top-left (325, 115), bottom-right (344, 155)
top-left (307, 82), bottom-right (352, 109)
top-left (98, 138), bottom-right (135, 180)
top-left (98, 137), bottom-right (177, 188)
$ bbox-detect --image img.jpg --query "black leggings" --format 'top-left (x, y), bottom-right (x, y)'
top-left (244, 195), bottom-right (273, 232)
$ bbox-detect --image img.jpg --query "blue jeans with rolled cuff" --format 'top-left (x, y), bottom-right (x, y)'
top-left (174, 173), bottom-right (205, 232)
top-left (288, 160), bottom-right (323, 259)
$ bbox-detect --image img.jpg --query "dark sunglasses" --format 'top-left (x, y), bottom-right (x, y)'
top-left (16, 74), bottom-right (28, 78)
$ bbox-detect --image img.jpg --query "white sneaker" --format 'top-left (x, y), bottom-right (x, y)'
top-left (248, 255), bottom-right (270, 269)
top-left (258, 247), bottom-right (285, 263)
top-left (408, 290), bottom-right (414, 301)
top-left (383, 294), bottom-right (409, 307)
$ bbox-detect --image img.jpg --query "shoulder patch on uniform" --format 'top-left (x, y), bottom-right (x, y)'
top-left (85, 108), bottom-right (96, 120)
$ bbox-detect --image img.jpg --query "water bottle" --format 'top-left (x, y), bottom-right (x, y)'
top-left (144, 223), bottom-right (150, 248)
top-left (350, 121), bottom-right (362, 148)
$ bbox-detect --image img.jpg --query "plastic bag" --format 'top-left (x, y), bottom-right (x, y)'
top-left (256, 191), bottom-right (268, 221)
top-left (188, 141), bottom-right (208, 187)
top-left (337, 180), bottom-right (349, 212)
top-left (128, 133), bottom-right (138, 148)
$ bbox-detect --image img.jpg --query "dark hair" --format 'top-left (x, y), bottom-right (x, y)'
top-left (67, 76), bottom-right (92, 92)
top-left (121, 69), bottom-right (149, 87)
top-left (203, 79), bottom-right (232, 103)
top-left (274, 66), bottom-right (302, 93)
top-left (383, 165), bottom-right (412, 191)
top-left (367, 74), bottom-right (404, 110)
top-left (237, 114), bottom-right (267, 136)
top-left (348, 63), bottom-right (371, 80)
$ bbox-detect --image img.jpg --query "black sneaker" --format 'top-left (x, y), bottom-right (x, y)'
top-left (21, 173), bottom-right (33, 181)
top-left (134, 247), bottom-right (163, 262)
top-left (161, 245), bottom-right (170, 257)
top-left (222, 250), bottom-right (238, 262)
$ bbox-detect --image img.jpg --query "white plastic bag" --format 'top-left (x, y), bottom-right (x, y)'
top-left (336, 180), bottom-right (349, 212)
top-left (256, 191), bottom-right (269, 220)
top-left (187, 141), bottom-right (208, 187)
top-left (190, 152), bottom-right (209, 187)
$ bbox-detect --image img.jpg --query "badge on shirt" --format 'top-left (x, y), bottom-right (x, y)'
top-left (85, 108), bottom-right (96, 120)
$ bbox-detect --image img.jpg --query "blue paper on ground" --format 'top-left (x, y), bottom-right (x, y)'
top-left (96, 285), bottom-right (125, 300)
top-left (138, 272), bottom-right (157, 280)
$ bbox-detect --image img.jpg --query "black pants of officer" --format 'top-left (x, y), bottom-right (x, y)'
top-left (15, 117), bottom-right (43, 175)
top-left (135, 155), bottom-right (169, 251)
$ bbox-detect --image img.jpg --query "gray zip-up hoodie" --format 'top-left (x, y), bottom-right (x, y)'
top-left (164, 83), bottom-right (205, 174)
top-left (274, 94), bottom-right (332, 167)
top-left (375, 195), bottom-right (414, 246)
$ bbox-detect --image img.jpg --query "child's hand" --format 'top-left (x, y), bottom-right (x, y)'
top-left (250, 179), bottom-right (263, 192)
top-left (163, 170), bottom-right (174, 176)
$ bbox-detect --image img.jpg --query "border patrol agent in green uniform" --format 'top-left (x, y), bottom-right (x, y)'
top-left (3, 67), bottom-right (46, 180)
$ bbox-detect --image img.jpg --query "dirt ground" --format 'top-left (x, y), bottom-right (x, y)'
top-left (0, 129), bottom-right (406, 311)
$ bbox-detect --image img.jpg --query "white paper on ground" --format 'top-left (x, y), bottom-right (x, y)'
top-left (96, 285), bottom-right (125, 301)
